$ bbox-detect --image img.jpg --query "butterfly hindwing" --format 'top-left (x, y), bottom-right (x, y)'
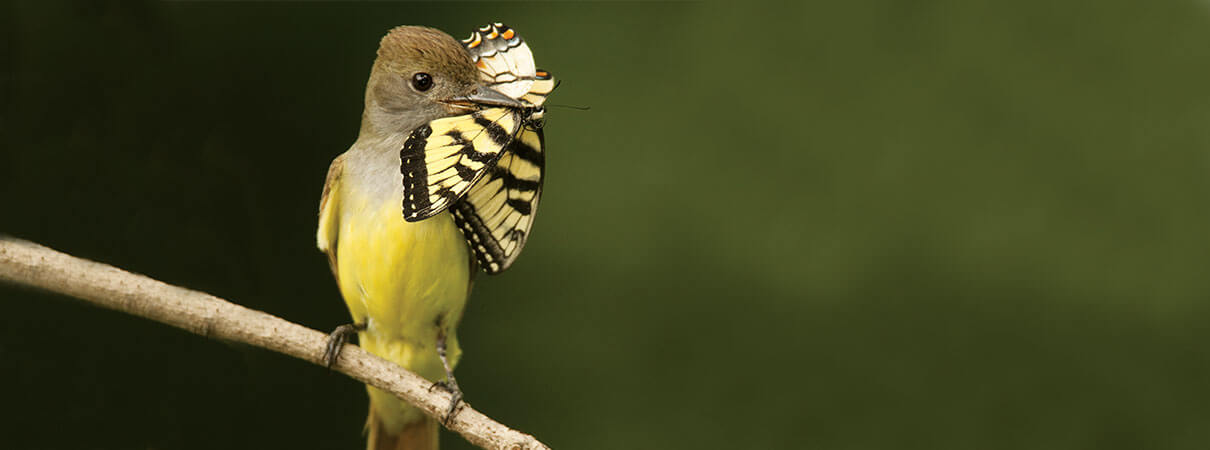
top-left (521, 70), bottom-right (555, 107)
top-left (400, 107), bottom-right (524, 221)
top-left (463, 23), bottom-right (537, 100)
top-left (452, 127), bottom-right (545, 274)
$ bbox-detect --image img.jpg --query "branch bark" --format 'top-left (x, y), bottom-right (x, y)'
top-left (0, 237), bottom-right (549, 450)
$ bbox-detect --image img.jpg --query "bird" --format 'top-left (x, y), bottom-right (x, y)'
top-left (316, 24), bottom-right (554, 450)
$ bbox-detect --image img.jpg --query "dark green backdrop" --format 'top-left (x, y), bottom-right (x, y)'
top-left (4, 1), bottom-right (1210, 449)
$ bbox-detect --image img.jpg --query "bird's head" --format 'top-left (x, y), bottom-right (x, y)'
top-left (361, 26), bottom-right (524, 138)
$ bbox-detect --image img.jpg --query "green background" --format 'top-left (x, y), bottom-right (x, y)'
top-left (4, 1), bottom-right (1210, 449)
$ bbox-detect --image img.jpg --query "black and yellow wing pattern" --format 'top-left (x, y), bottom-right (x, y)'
top-left (400, 107), bottom-right (527, 221)
top-left (450, 116), bottom-right (545, 274)
top-left (400, 23), bottom-right (555, 274)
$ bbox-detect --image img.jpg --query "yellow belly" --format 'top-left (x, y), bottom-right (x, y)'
top-left (334, 191), bottom-right (470, 430)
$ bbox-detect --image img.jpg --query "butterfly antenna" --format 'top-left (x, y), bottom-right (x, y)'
top-left (542, 81), bottom-right (590, 110)
top-left (546, 104), bottom-right (591, 111)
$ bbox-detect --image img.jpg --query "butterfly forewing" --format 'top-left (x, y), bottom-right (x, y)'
top-left (400, 107), bottom-right (524, 221)
top-left (452, 127), bottom-right (544, 274)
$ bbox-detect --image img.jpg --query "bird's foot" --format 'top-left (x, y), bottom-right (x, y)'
top-left (321, 322), bottom-right (366, 369)
top-left (428, 379), bottom-right (464, 425)
top-left (433, 331), bottom-right (464, 425)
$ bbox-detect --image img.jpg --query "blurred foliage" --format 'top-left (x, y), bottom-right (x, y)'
top-left (4, 1), bottom-right (1210, 449)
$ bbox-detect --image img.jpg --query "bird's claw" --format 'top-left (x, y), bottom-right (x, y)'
top-left (321, 323), bottom-right (365, 369)
top-left (429, 380), bottom-right (464, 425)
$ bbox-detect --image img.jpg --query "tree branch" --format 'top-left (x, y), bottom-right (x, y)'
top-left (0, 237), bottom-right (549, 450)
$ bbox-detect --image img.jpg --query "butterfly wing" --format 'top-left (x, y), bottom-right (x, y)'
top-left (400, 107), bottom-right (524, 222)
top-left (463, 23), bottom-right (556, 107)
top-left (452, 126), bottom-right (545, 274)
top-left (521, 70), bottom-right (556, 107)
top-left (445, 24), bottom-right (556, 273)
top-left (463, 23), bottom-right (537, 100)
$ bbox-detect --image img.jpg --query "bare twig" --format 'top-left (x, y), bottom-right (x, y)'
top-left (0, 237), bottom-right (549, 450)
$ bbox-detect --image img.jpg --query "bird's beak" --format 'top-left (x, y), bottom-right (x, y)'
top-left (444, 86), bottom-right (527, 110)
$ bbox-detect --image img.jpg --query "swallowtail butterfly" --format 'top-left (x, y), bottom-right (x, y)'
top-left (399, 23), bottom-right (555, 274)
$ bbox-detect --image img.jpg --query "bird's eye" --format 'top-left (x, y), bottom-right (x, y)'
top-left (411, 73), bottom-right (433, 92)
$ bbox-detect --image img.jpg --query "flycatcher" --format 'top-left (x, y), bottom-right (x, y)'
top-left (317, 24), bottom-right (554, 450)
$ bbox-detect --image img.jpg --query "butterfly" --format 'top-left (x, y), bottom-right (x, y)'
top-left (399, 23), bottom-right (555, 274)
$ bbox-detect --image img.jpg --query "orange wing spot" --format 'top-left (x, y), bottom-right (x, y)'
top-left (477, 60), bottom-right (487, 69)
top-left (487, 30), bottom-right (499, 39)
top-left (502, 29), bottom-right (515, 39)
top-left (468, 34), bottom-right (482, 48)
top-left (536, 71), bottom-right (549, 77)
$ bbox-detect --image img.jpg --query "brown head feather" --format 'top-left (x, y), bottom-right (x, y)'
top-left (376, 26), bottom-right (478, 85)
top-left (360, 26), bottom-right (481, 139)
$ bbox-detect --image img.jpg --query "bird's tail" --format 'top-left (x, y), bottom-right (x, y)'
top-left (366, 406), bottom-right (438, 450)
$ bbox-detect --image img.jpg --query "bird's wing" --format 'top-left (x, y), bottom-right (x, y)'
top-left (316, 153), bottom-right (345, 276)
